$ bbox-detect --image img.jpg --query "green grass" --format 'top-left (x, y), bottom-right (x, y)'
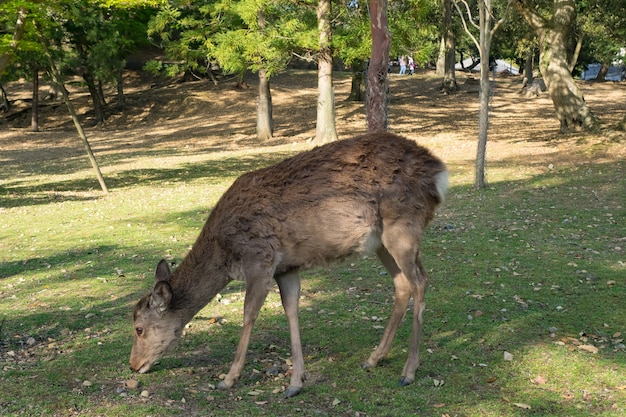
top-left (1, 132), bottom-right (625, 416)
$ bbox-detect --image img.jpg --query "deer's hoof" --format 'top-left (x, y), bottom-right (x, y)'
top-left (217, 381), bottom-right (230, 390)
top-left (285, 385), bottom-right (302, 398)
top-left (361, 361), bottom-right (375, 370)
top-left (399, 376), bottom-right (414, 386)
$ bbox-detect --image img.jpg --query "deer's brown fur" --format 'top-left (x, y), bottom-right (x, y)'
top-left (130, 132), bottom-right (448, 398)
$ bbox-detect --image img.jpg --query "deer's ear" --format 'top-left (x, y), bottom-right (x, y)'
top-left (155, 259), bottom-right (172, 283)
top-left (151, 281), bottom-right (172, 316)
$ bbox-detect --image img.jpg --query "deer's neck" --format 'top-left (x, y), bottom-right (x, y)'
top-left (169, 236), bottom-right (230, 324)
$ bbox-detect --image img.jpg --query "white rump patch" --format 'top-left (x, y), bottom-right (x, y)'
top-left (361, 231), bottom-right (382, 254)
top-left (434, 170), bottom-right (450, 202)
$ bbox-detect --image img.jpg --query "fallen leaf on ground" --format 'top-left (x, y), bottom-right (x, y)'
top-left (578, 344), bottom-right (599, 354)
top-left (513, 403), bottom-right (531, 409)
top-left (531, 375), bottom-right (546, 385)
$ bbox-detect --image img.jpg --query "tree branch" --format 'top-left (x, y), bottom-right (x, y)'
top-left (513, 0), bottom-right (547, 31)
top-left (453, 0), bottom-right (479, 51)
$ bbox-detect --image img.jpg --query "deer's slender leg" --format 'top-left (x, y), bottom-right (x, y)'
top-left (218, 275), bottom-right (271, 390)
top-left (275, 270), bottom-right (304, 398)
top-left (399, 256), bottom-right (427, 386)
top-left (366, 221), bottom-right (426, 386)
top-left (363, 247), bottom-right (411, 369)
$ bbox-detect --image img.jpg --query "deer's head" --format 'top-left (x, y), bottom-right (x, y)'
top-left (129, 260), bottom-right (185, 373)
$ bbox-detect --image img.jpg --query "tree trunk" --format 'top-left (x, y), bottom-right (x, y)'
top-left (594, 63), bottom-right (609, 82)
top-left (256, 69), bottom-right (273, 141)
top-left (520, 47), bottom-right (534, 91)
top-left (474, 1), bottom-right (494, 190)
top-left (440, 0), bottom-right (458, 94)
top-left (366, 0), bottom-right (390, 132)
top-left (314, 0), bottom-right (338, 144)
top-left (82, 71), bottom-right (105, 125)
top-left (0, 84), bottom-right (10, 113)
top-left (116, 67), bottom-right (125, 109)
top-left (0, 7), bottom-right (27, 77)
top-left (435, 35), bottom-right (445, 77)
top-left (37, 24), bottom-right (109, 193)
top-left (32, 67), bottom-right (39, 132)
top-left (347, 60), bottom-right (366, 102)
top-left (515, 0), bottom-right (596, 132)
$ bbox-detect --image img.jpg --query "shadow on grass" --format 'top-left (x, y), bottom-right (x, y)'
top-left (0, 151), bottom-right (294, 209)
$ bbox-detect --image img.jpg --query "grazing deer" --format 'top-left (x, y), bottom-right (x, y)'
top-left (129, 132), bottom-right (448, 398)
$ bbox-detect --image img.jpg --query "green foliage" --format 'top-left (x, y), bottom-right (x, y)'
top-left (388, 0), bottom-right (439, 64)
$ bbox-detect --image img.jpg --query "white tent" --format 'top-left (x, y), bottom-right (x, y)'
top-left (455, 57), bottom-right (519, 75)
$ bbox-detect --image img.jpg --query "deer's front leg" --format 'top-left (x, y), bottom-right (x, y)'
top-left (275, 271), bottom-right (304, 398)
top-left (217, 276), bottom-right (271, 390)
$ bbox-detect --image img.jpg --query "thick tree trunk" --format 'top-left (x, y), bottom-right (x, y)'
top-left (32, 67), bottom-right (39, 132)
top-left (314, 0), bottom-right (338, 144)
top-left (515, 0), bottom-right (596, 132)
top-left (440, 0), bottom-right (458, 94)
top-left (520, 47), bottom-right (534, 91)
top-left (347, 60), bottom-right (366, 102)
top-left (436, 36), bottom-right (445, 77)
top-left (366, 0), bottom-right (390, 132)
top-left (256, 69), bottom-right (273, 141)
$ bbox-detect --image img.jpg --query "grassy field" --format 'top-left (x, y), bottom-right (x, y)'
top-left (1, 71), bottom-right (625, 416)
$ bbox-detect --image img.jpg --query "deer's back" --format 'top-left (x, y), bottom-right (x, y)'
top-left (207, 133), bottom-right (447, 275)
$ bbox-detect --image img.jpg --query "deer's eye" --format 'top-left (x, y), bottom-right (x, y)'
top-left (135, 327), bottom-right (144, 337)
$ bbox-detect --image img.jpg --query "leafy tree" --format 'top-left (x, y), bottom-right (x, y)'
top-left (212, 0), bottom-right (308, 140)
top-left (514, 0), bottom-right (597, 132)
top-left (334, 0), bottom-right (371, 101)
top-left (0, 4), bottom-right (28, 77)
top-left (437, 0), bottom-right (458, 93)
top-left (575, 1), bottom-right (626, 81)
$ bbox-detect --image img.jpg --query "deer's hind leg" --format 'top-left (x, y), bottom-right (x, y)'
top-left (275, 270), bottom-right (305, 398)
top-left (363, 246), bottom-right (411, 370)
top-left (365, 223), bottom-right (427, 386)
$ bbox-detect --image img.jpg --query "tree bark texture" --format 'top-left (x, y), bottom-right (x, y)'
top-left (256, 69), bottom-right (273, 141)
top-left (314, 0), bottom-right (338, 144)
top-left (82, 71), bottom-right (105, 125)
top-left (32, 67), bottom-right (39, 132)
top-left (440, 0), bottom-right (458, 93)
top-left (347, 60), bottom-right (366, 102)
top-left (366, 0), bottom-right (390, 132)
top-left (514, 0), bottom-right (596, 132)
